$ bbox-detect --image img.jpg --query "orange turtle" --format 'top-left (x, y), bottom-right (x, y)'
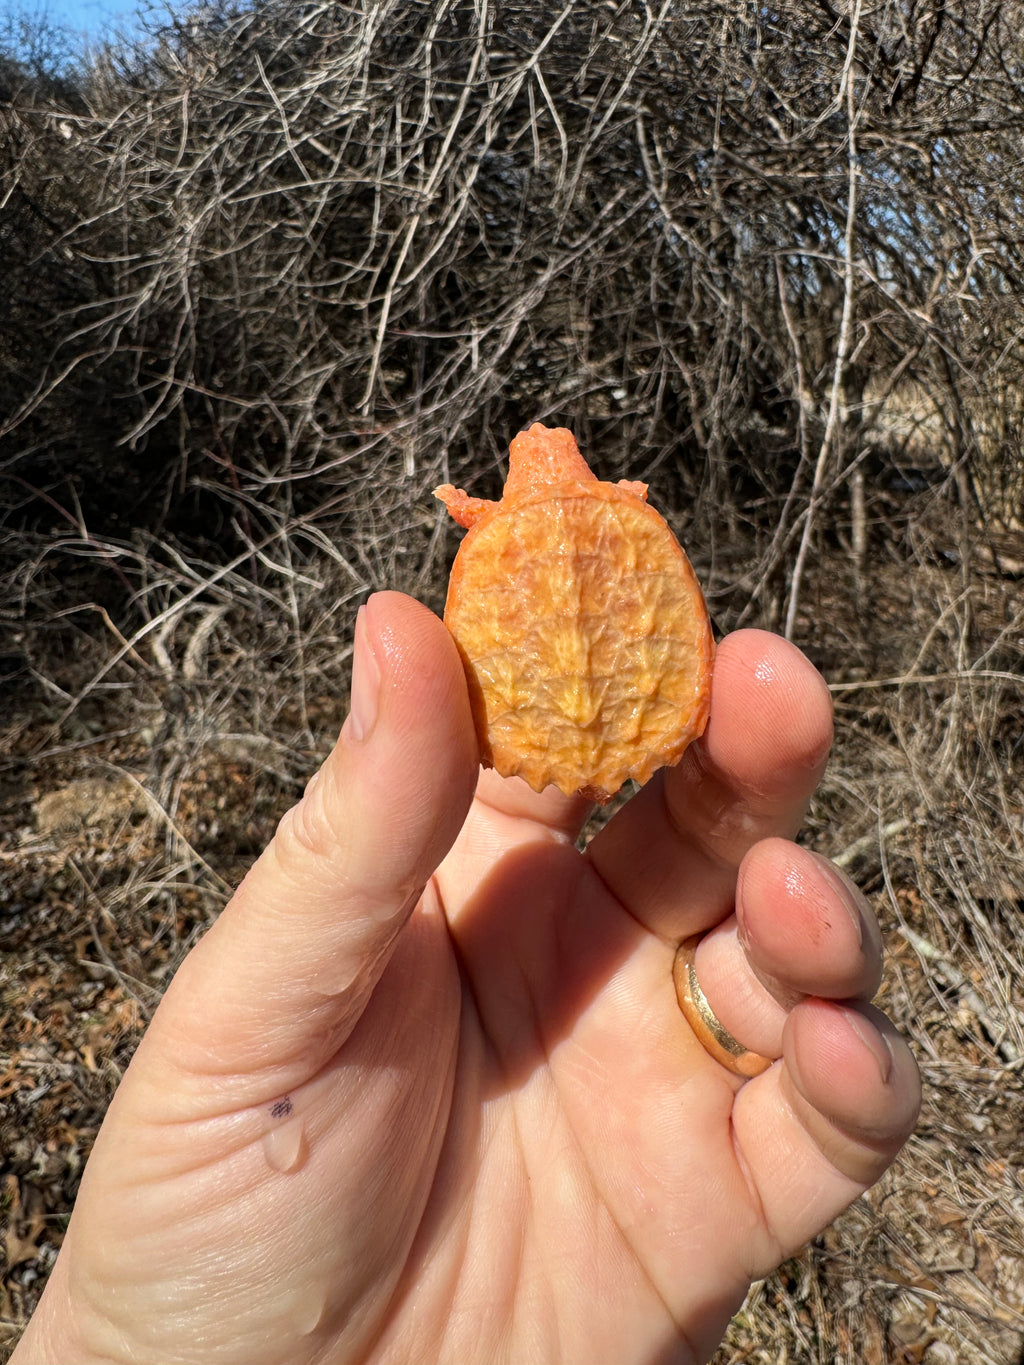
top-left (434, 422), bottom-right (714, 801)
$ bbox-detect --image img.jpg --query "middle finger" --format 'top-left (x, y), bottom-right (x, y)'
top-left (687, 839), bottom-right (884, 1061)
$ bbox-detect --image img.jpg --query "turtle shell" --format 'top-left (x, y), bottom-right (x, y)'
top-left (435, 423), bottom-right (713, 801)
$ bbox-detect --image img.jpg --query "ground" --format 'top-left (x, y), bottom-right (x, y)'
top-left (2, 488), bottom-right (1023, 1365)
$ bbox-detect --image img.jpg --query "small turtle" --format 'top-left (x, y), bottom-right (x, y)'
top-left (435, 422), bottom-right (714, 802)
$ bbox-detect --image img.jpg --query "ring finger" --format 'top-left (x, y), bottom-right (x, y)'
top-left (681, 838), bottom-right (884, 1064)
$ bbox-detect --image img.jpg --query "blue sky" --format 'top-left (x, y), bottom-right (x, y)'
top-left (9, 0), bottom-right (166, 43)
top-left (60, 0), bottom-right (144, 33)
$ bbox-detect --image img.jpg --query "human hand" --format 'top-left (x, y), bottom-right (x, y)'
top-left (13, 591), bottom-right (920, 1365)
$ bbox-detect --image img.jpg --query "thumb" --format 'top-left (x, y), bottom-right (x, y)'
top-left (142, 591), bottom-right (478, 1099)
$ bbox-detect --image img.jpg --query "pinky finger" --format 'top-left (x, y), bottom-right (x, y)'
top-left (731, 998), bottom-right (921, 1272)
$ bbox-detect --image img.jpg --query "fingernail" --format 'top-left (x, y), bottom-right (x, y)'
top-left (342, 605), bottom-right (382, 744)
top-left (840, 1006), bottom-right (893, 1084)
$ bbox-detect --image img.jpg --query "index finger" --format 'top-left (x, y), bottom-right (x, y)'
top-left (585, 629), bottom-right (833, 941)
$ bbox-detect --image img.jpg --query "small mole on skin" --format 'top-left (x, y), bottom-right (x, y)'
top-left (270, 1096), bottom-right (293, 1119)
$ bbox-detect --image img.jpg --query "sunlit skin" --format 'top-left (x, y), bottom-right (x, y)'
top-left (13, 592), bottom-right (920, 1365)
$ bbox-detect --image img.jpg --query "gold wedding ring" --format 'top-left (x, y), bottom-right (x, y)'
top-left (673, 935), bottom-right (772, 1079)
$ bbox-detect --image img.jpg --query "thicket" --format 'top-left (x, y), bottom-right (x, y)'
top-left (2, 0), bottom-right (1022, 620)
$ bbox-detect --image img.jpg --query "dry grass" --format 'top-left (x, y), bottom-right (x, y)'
top-left (2, 474), bottom-right (1022, 1365)
top-left (711, 540), bottom-right (1024, 1364)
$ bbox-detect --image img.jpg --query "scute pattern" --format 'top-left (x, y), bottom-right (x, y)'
top-left (436, 425), bottom-right (714, 800)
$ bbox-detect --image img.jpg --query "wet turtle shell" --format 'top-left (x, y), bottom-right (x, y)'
top-left (435, 423), bottom-right (714, 801)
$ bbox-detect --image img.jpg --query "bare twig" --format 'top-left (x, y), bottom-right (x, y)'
top-left (784, 0), bottom-right (863, 641)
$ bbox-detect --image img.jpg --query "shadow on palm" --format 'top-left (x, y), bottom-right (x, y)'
top-left (446, 829), bottom-right (709, 1101)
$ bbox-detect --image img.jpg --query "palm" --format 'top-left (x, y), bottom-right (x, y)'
top-left (418, 788), bottom-right (756, 1365)
top-left (16, 594), bottom-right (918, 1365)
top-left (67, 793), bottom-right (738, 1364)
